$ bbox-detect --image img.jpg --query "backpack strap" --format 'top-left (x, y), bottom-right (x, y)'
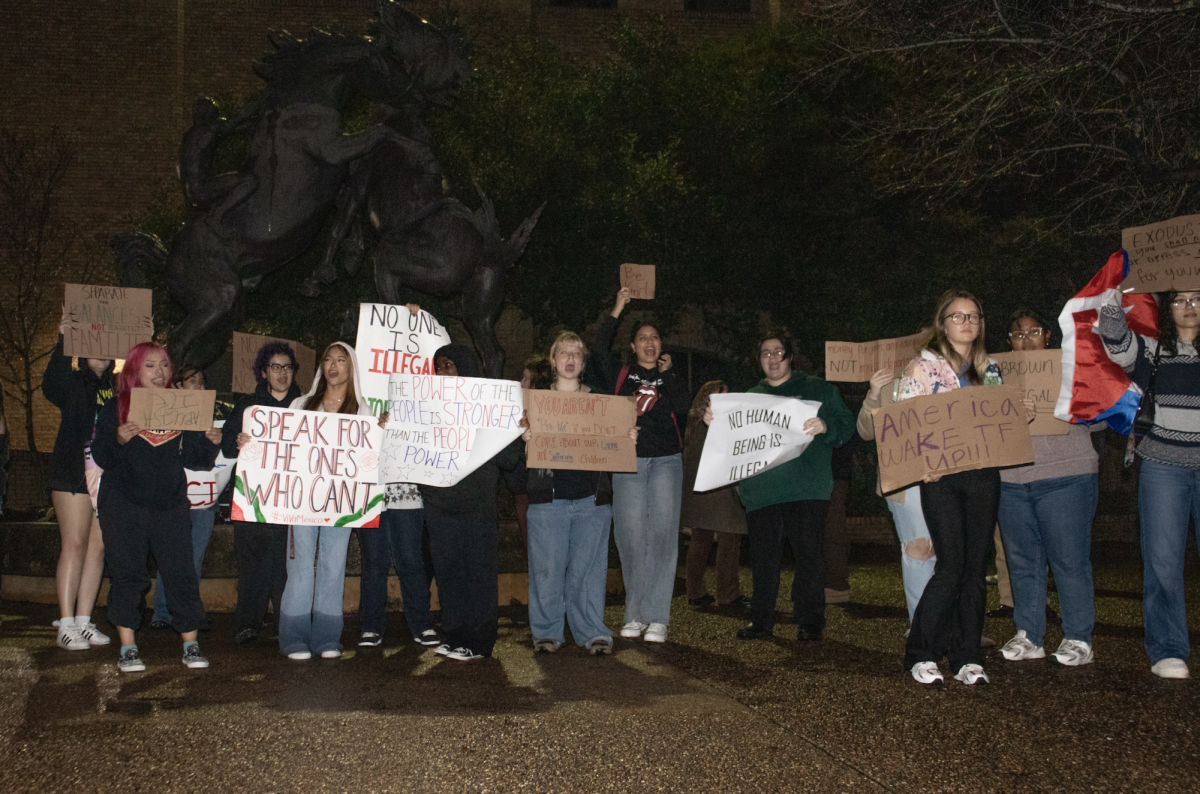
top-left (615, 364), bottom-right (629, 395)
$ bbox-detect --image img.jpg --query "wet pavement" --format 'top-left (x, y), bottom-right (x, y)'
top-left (2, 549), bottom-right (1199, 793)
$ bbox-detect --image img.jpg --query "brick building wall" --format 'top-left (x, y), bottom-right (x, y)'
top-left (2, 0), bottom-right (793, 451)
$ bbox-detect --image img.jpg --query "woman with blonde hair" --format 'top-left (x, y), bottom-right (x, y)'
top-left (682, 380), bottom-right (746, 607)
top-left (897, 290), bottom-right (1033, 686)
top-left (522, 331), bottom-right (636, 655)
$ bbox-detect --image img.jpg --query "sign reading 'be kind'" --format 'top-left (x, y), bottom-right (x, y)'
top-left (232, 406), bottom-right (384, 528)
top-left (872, 385), bottom-right (1034, 493)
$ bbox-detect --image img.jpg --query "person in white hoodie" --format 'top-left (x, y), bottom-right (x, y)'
top-left (278, 341), bottom-right (373, 660)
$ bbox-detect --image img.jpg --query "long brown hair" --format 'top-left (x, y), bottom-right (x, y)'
top-left (304, 343), bottom-right (359, 414)
top-left (686, 380), bottom-right (727, 445)
top-left (925, 289), bottom-right (990, 385)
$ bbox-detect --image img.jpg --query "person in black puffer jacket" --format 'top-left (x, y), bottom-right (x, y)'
top-left (42, 323), bottom-right (117, 652)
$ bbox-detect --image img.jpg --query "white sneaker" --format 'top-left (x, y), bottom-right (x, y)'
top-left (446, 646), bottom-right (484, 661)
top-left (433, 643), bottom-right (452, 656)
top-left (1151, 657), bottom-right (1190, 679)
top-left (287, 651), bottom-right (312, 660)
top-left (1000, 630), bottom-right (1045, 661)
top-left (954, 663), bottom-right (990, 685)
top-left (620, 622), bottom-right (648, 638)
top-left (911, 661), bottom-right (943, 684)
top-left (643, 623), bottom-right (668, 643)
top-left (56, 620), bottom-right (89, 651)
top-left (1052, 639), bottom-right (1094, 667)
top-left (319, 649), bottom-right (342, 659)
top-left (78, 622), bottom-right (111, 646)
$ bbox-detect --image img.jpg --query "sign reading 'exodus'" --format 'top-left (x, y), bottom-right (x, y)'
top-left (872, 385), bottom-right (1033, 493)
top-left (1118, 213), bottom-right (1200, 293)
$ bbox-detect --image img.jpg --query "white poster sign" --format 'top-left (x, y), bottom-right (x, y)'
top-left (185, 419), bottom-right (235, 509)
top-left (694, 393), bottom-right (822, 492)
top-left (355, 303), bottom-right (450, 416)
top-left (231, 406), bottom-right (384, 528)
top-left (380, 373), bottom-right (524, 487)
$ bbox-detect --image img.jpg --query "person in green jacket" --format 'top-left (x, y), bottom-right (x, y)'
top-left (714, 330), bottom-right (854, 642)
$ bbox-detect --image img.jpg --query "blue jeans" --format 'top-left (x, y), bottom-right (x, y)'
top-left (527, 497), bottom-right (614, 646)
top-left (279, 525), bottom-right (351, 656)
top-left (1139, 460), bottom-right (1200, 664)
top-left (359, 509), bottom-right (433, 638)
top-left (152, 505), bottom-right (217, 624)
top-left (887, 486), bottom-right (936, 623)
top-left (998, 474), bottom-right (1098, 648)
top-left (612, 454), bottom-right (683, 626)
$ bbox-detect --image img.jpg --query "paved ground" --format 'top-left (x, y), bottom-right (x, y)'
top-left (2, 547), bottom-right (1199, 793)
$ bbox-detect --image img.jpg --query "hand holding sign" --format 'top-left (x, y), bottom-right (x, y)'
top-left (620, 264), bottom-right (656, 300)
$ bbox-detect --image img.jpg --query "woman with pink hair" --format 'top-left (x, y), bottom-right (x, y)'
top-left (91, 342), bottom-right (222, 673)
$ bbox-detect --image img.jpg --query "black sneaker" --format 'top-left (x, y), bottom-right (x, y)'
top-left (358, 632), bottom-right (383, 647)
top-left (414, 629), bottom-right (441, 646)
top-left (234, 627), bottom-right (258, 646)
top-left (688, 594), bottom-right (716, 607)
top-left (986, 605), bottom-right (1015, 619)
top-left (737, 623), bottom-right (773, 641)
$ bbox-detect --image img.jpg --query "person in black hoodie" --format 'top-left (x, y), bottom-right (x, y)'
top-left (419, 343), bottom-right (524, 662)
top-left (91, 342), bottom-right (221, 673)
top-left (222, 341), bottom-right (303, 646)
top-left (42, 320), bottom-right (117, 652)
top-left (591, 288), bottom-right (691, 645)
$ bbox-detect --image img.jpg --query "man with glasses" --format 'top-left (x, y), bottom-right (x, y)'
top-left (221, 341), bottom-right (304, 646)
top-left (730, 331), bottom-right (854, 643)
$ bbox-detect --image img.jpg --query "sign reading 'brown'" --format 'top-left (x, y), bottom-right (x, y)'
top-left (524, 390), bottom-right (638, 472)
top-left (872, 385), bottom-right (1034, 493)
top-left (990, 350), bottom-right (1070, 436)
top-left (825, 332), bottom-right (925, 383)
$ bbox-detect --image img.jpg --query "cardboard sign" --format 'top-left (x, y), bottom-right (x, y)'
top-left (63, 284), bottom-right (154, 359)
top-left (231, 406), bottom-right (383, 527)
top-left (231, 332), bottom-right (315, 394)
top-left (380, 373), bottom-right (524, 487)
top-left (990, 350), bottom-right (1070, 436)
top-left (694, 392), bottom-right (822, 492)
top-left (620, 263), bottom-right (656, 300)
top-left (872, 385), bottom-right (1034, 493)
top-left (1119, 213), bottom-right (1200, 293)
top-left (355, 304), bottom-right (450, 416)
top-left (127, 388), bottom-right (217, 431)
top-left (825, 332), bottom-right (926, 382)
top-left (186, 420), bottom-right (235, 509)
top-left (524, 390), bottom-right (637, 472)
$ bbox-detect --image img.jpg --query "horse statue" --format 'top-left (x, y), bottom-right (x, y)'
top-left (296, 6), bottom-right (544, 378)
top-left (113, 1), bottom-right (457, 372)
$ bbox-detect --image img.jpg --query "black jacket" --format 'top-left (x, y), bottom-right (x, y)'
top-left (419, 438), bottom-right (524, 522)
top-left (92, 399), bottom-right (219, 511)
top-left (524, 466), bottom-right (612, 507)
top-left (589, 315), bottom-right (689, 458)
top-left (42, 336), bottom-right (116, 490)
top-left (220, 380), bottom-right (303, 459)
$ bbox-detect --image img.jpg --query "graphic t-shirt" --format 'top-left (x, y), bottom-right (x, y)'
top-left (384, 482), bottom-right (423, 511)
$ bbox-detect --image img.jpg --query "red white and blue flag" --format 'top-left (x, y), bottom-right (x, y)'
top-left (1055, 251), bottom-right (1158, 434)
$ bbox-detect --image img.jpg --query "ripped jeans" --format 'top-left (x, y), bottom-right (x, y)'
top-left (887, 486), bottom-right (936, 622)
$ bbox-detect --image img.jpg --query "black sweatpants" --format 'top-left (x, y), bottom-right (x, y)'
top-left (426, 513), bottom-right (499, 656)
top-left (99, 488), bottom-right (205, 633)
top-left (905, 468), bottom-right (1001, 671)
top-left (233, 521), bottom-right (288, 632)
top-left (746, 499), bottom-right (830, 632)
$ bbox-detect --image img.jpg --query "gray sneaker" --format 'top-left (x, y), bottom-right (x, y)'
top-left (117, 647), bottom-right (146, 673)
top-left (182, 645), bottom-right (210, 669)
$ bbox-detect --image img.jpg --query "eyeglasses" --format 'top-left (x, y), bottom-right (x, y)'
top-left (944, 312), bottom-right (983, 326)
top-left (760, 349), bottom-right (788, 361)
top-left (1008, 327), bottom-right (1044, 341)
top-left (267, 364), bottom-right (295, 373)
top-left (1171, 297), bottom-right (1200, 309)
